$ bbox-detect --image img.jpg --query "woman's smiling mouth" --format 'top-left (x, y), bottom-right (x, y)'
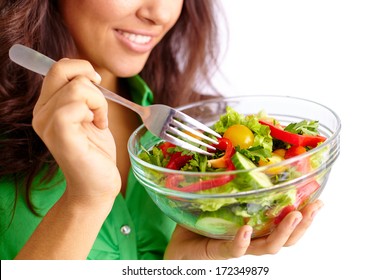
top-left (117, 30), bottom-right (152, 44)
top-left (115, 29), bottom-right (155, 53)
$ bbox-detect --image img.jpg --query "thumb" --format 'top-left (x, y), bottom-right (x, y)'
top-left (208, 225), bottom-right (253, 259)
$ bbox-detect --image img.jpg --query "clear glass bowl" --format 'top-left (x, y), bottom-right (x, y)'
top-left (128, 95), bottom-right (341, 239)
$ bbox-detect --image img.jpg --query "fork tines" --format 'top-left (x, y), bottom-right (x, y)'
top-left (163, 111), bottom-right (221, 156)
top-left (173, 110), bottom-right (221, 138)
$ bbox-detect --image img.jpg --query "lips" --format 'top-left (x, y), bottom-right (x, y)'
top-left (116, 30), bottom-right (152, 45)
top-left (115, 29), bottom-right (156, 53)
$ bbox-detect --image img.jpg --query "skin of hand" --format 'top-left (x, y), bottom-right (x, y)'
top-left (32, 58), bottom-right (121, 207)
top-left (164, 200), bottom-right (323, 260)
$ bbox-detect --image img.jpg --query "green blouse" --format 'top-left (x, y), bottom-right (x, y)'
top-left (0, 76), bottom-right (176, 260)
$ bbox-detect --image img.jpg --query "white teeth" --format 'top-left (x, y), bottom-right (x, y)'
top-left (119, 31), bottom-right (151, 44)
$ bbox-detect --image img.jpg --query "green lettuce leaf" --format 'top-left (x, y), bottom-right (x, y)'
top-left (284, 120), bottom-right (320, 136)
top-left (194, 182), bottom-right (240, 212)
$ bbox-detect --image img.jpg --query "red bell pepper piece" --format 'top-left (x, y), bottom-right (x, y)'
top-left (166, 173), bottom-right (234, 193)
top-left (165, 152), bottom-right (192, 170)
top-left (285, 145), bottom-right (310, 173)
top-left (166, 159), bottom-right (236, 192)
top-left (283, 146), bottom-right (310, 174)
top-left (207, 137), bottom-right (235, 168)
top-left (158, 142), bottom-right (176, 157)
top-left (165, 138), bottom-right (236, 191)
top-left (284, 145), bottom-right (306, 159)
top-left (259, 120), bottom-right (326, 147)
top-left (165, 174), bottom-right (185, 189)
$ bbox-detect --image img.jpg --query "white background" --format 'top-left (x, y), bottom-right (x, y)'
top-left (213, 0), bottom-right (390, 279)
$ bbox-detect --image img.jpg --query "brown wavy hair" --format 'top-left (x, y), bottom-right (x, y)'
top-left (0, 0), bottom-right (221, 212)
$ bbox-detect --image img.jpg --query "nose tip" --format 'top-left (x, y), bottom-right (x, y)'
top-left (137, 1), bottom-right (180, 26)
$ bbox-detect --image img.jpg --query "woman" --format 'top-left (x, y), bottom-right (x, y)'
top-left (0, 0), bottom-right (323, 260)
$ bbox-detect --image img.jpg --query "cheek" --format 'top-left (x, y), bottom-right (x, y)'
top-left (60, 0), bottom-right (122, 34)
top-left (171, 1), bottom-right (185, 27)
top-left (157, 1), bottom-right (184, 41)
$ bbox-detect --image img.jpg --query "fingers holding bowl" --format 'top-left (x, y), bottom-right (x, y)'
top-left (244, 200), bottom-right (323, 256)
top-left (284, 200), bottom-right (324, 246)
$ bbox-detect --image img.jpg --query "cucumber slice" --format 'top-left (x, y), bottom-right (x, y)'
top-left (232, 152), bottom-right (273, 189)
top-left (195, 208), bottom-right (244, 235)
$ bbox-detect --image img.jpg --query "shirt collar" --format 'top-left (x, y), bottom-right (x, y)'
top-left (125, 75), bottom-right (154, 106)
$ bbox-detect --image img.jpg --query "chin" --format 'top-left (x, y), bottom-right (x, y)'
top-left (117, 69), bottom-right (142, 78)
top-left (109, 66), bottom-right (141, 78)
top-left (113, 60), bottom-right (148, 78)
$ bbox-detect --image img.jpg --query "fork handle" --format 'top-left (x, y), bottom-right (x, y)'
top-left (9, 44), bottom-right (55, 76)
top-left (93, 84), bottom-right (144, 114)
top-left (9, 44), bottom-right (145, 115)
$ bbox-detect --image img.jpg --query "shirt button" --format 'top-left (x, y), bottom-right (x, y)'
top-left (120, 225), bottom-right (131, 235)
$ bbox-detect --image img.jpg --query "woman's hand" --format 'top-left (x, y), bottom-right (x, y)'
top-left (32, 58), bottom-right (121, 208)
top-left (164, 200), bottom-right (323, 260)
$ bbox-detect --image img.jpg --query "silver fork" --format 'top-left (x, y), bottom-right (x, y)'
top-left (9, 44), bottom-right (220, 155)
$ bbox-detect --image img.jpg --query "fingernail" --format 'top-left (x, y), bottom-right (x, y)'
top-left (243, 229), bottom-right (252, 240)
top-left (291, 216), bottom-right (302, 228)
top-left (95, 71), bottom-right (102, 83)
top-left (311, 206), bottom-right (322, 219)
top-left (89, 110), bottom-right (94, 120)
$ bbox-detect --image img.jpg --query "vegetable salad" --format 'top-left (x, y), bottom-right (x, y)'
top-left (138, 107), bottom-right (327, 237)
